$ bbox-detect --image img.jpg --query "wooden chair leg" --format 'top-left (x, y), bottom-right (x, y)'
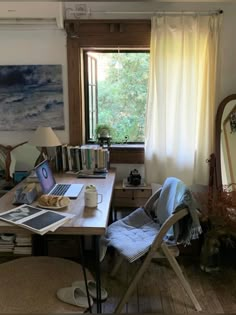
top-left (110, 255), bottom-right (124, 277)
top-left (161, 243), bottom-right (202, 312)
top-left (114, 253), bottom-right (153, 313)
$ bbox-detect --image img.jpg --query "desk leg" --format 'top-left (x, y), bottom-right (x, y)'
top-left (79, 236), bottom-right (92, 313)
top-left (94, 235), bottom-right (102, 313)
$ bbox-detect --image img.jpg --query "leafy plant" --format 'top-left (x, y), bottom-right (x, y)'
top-left (95, 124), bottom-right (112, 139)
top-left (96, 52), bottom-right (149, 143)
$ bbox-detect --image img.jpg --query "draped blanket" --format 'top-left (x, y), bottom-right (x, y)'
top-left (152, 177), bottom-right (202, 245)
top-left (102, 177), bottom-right (202, 263)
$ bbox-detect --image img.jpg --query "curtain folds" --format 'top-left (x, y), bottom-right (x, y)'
top-left (145, 13), bottom-right (222, 185)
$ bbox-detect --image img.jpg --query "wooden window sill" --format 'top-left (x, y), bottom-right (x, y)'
top-left (109, 144), bottom-right (144, 164)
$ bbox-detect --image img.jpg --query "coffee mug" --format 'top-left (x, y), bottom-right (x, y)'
top-left (85, 185), bottom-right (103, 208)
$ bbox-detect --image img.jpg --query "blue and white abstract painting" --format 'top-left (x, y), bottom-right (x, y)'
top-left (0, 65), bottom-right (64, 130)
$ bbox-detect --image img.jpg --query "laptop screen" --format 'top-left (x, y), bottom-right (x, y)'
top-left (35, 160), bottom-right (56, 194)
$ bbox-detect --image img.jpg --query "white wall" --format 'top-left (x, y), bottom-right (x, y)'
top-left (0, 27), bottom-right (68, 145)
top-left (0, 1), bottom-right (236, 181)
top-left (218, 4), bottom-right (236, 98)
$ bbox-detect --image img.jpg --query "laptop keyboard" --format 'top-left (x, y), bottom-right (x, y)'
top-left (50, 184), bottom-right (71, 196)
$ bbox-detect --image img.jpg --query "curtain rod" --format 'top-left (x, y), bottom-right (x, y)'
top-left (103, 9), bottom-right (223, 16)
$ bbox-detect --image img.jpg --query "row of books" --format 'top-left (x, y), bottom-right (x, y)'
top-left (14, 234), bottom-right (32, 255)
top-left (0, 233), bottom-right (32, 255)
top-left (54, 145), bottom-right (110, 173)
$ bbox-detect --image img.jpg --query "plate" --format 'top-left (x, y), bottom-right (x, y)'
top-left (37, 195), bottom-right (70, 210)
top-left (37, 204), bottom-right (68, 210)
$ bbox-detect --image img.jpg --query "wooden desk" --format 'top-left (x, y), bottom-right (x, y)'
top-left (113, 181), bottom-right (152, 208)
top-left (113, 181), bottom-right (152, 220)
top-left (0, 168), bottom-right (116, 313)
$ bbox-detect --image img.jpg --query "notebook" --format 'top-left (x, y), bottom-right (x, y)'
top-left (35, 160), bottom-right (84, 199)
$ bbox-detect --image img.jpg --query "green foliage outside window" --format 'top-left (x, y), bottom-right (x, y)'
top-left (96, 52), bottom-right (149, 143)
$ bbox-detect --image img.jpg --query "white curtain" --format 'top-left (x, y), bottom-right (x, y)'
top-left (145, 13), bottom-right (222, 185)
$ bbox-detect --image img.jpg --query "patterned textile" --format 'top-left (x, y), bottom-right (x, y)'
top-left (103, 207), bottom-right (160, 263)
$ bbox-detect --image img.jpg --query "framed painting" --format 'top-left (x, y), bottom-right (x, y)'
top-left (0, 65), bottom-right (64, 131)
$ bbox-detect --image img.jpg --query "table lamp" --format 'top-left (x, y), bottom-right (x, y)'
top-left (28, 126), bottom-right (61, 166)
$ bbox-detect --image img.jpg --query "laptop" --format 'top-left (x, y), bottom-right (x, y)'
top-left (35, 160), bottom-right (84, 199)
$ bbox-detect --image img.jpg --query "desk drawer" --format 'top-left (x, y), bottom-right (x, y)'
top-left (114, 189), bottom-right (133, 198)
top-left (113, 196), bottom-right (150, 208)
top-left (114, 189), bottom-right (152, 199)
top-left (113, 186), bottom-right (152, 208)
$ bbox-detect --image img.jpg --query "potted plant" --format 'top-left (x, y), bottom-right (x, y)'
top-left (95, 124), bottom-right (112, 146)
top-left (95, 124), bottom-right (112, 139)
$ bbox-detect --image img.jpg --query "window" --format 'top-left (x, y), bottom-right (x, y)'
top-left (84, 50), bottom-right (150, 143)
top-left (65, 20), bottom-right (151, 163)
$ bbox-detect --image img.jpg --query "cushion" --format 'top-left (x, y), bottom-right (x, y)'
top-left (104, 207), bottom-right (160, 263)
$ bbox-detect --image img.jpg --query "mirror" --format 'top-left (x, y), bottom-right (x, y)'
top-left (215, 94), bottom-right (236, 190)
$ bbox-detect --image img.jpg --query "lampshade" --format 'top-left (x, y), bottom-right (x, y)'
top-left (28, 127), bottom-right (61, 147)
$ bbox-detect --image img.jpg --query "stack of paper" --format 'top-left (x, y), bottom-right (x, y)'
top-left (0, 205), bottom-right (75, 235)
top-left (0, 234), bottom-right (15, 253)
top-left (14, 234), bottom-right (32, 255)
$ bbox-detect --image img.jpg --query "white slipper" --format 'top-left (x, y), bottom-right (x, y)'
top-left (56, 286), bottom-right (93, 308)
top-left (72, 280), bottom-right (108, 300)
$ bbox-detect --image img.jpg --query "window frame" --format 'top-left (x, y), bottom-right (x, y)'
top-left (83, 48), bottom-right (150, 144)
top-left (84, 51), bottom-right (98, 142)
top-left (65, 19), bottom-right (151, 163)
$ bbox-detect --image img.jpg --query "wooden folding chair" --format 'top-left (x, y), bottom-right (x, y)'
top-left (106, 178), bottom-right (202, 313)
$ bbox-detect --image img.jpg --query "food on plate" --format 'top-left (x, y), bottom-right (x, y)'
top-left (38, 195), bottom-right (70, 208)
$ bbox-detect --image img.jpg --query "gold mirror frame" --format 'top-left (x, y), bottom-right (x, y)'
top-left (215, 94), bottom-right (236, 190)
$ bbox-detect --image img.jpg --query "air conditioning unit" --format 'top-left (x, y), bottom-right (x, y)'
top-left (0, 2), bottom-right (64, 29)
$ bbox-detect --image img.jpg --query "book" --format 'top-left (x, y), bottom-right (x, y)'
top-left (55, 145), bottom-right (63, 172)
top-left (67, 145), bottom-right (73, 171)
top-left (62, 144), bottom-right (69, 171)
top-left (80, 145), bottom-right (109, 171)
top-left (77, 170), bottom-right (107, 179)
top-left (0, 205), bottom-right (75, 236)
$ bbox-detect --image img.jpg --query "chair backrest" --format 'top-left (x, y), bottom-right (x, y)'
top-left (145, 177), bottom-right (202, 246)
top-left (150, 208), bottom-right (188, 253)
top-left (144, 178), bottom-right (187, 239)
top-left (144, 187), bottom-right (162, 216)
top-left (155, 177), bottom-right (187, 223)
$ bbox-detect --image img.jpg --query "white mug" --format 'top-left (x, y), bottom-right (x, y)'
top-left (85, 186), bottom-right (103, 208)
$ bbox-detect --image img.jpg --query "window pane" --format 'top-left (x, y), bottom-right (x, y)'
top-left (86, 51), bottom-right (149, 143)
top-left (87, 54), bottom-right (98, 140)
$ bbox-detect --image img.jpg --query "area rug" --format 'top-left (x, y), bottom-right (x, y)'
top-left (0, 256), bottom-right (93, 313)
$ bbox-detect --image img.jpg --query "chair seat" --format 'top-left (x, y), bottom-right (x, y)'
top-left (105, 207), bottom-right (161, 262)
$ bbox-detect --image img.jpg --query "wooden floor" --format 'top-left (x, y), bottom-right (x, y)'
top-left (0, 249), bottom-right (235, 314)
top-left (93, 251), bottom-right (236, 314)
